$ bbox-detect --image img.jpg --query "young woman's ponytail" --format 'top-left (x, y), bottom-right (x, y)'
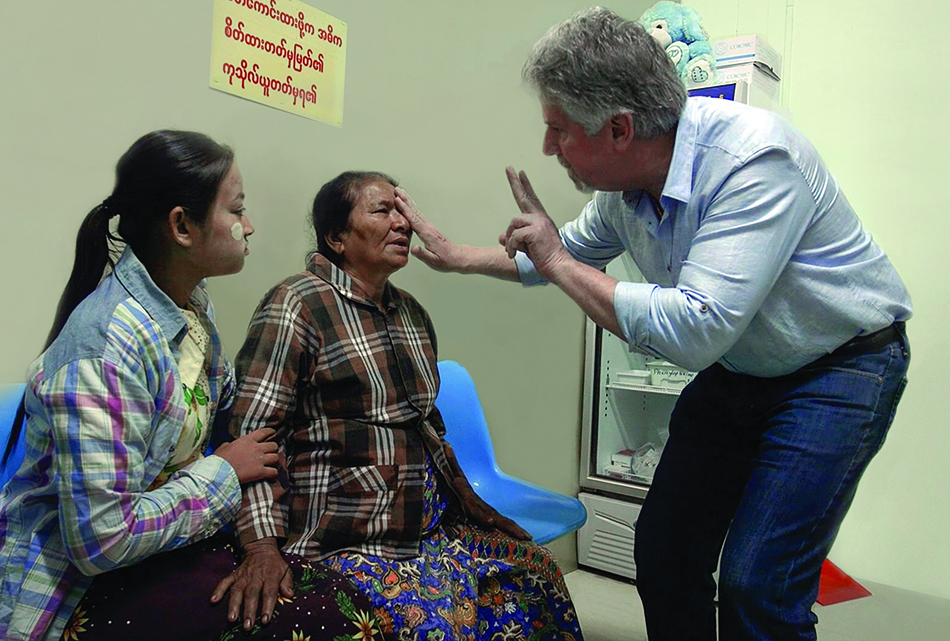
top-left (43, 198), bottom-right (122, 350)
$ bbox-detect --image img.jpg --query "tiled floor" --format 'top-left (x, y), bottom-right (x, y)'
top-left (564, 568), bottom-right (950, 641)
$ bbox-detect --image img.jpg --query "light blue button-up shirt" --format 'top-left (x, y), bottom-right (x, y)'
top-left (517, 97), bottom-right (912, 377)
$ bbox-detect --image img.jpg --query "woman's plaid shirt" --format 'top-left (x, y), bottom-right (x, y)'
top-left (230, 254), bottom-right (461, 560)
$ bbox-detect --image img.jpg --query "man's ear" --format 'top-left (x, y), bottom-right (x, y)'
top-left (609, 112), bottom-right (635, 151)
top-left (168, 206), bottom-right (195, 248)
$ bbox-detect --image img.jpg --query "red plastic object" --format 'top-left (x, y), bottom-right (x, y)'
top-left (816, 560), bottom-right (872, 606)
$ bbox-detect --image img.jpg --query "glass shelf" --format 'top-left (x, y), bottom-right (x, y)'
top-left (598, 469), bottom-right (654, 485)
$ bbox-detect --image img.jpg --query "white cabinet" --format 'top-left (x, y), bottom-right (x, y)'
top-left (577, 255), bottom-right (694, 578)
top-left (578, 255), bottom-right (693, 500)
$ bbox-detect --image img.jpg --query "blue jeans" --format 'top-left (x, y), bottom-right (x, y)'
top-left (634, 328), bottom-right (909, 640)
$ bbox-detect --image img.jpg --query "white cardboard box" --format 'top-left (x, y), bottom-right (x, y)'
top-left (646, 361), bottom-right (697, 389)
top-left (610, 449), bottom-right (635, 469)
top-left (716, 63), bottom-right (780, 104)
top-left (713, 34), bottom-right (782, 80)
top-left (690, 79), bottom-right (783, 115)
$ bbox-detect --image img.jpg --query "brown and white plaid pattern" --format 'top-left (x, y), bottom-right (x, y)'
top-left (230, 253), bottom-right (460, 560)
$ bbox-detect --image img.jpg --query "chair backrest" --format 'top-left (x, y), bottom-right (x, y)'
top-left (0, 384), bottom-right (27, 488)
top-left (435, 360), bottom-right (588, 544)
top-left (435, 361), bottom-right (501, 483)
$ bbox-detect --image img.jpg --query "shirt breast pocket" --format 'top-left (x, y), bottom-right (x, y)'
top-left (329, 464), bottom-right (398, 493)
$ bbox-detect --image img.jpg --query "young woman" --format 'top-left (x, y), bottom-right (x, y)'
top-left (0, 132), bottom-right (382, 641)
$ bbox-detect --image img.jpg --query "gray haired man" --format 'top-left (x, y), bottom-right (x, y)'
top-left (400, 7), bottom-right (911, 640)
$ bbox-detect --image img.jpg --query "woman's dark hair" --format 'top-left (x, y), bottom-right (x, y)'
top-left (311, 171), bottom-right (398, 266)
top-left (2, 130), bottom-right (233, 467)
top-left (46, 130), bottom-right (234, 350)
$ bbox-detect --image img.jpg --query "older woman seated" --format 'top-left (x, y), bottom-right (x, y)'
top-left (214, 171), bottom-right (584, 640)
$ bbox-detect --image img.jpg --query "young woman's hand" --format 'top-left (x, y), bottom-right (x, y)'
top-left (213, 428), bottom-right (279, 483)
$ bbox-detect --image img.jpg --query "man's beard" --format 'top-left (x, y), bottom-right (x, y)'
top-left (559, 157), bottom-right (594, 194)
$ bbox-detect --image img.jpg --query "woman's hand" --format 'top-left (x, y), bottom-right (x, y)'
top-left (210, 537), bottom-right (293, 630)
top-left (443, 443), bottom-right (532, 540)
top-left (213, 428), bottom-right (279, 484)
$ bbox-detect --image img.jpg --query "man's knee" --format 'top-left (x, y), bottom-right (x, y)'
top-left (718, 558), bottom-right (769, 611)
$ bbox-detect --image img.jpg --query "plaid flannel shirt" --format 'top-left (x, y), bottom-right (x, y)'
top-left (0, 249), bottom-right (240, 641)
top-left (231, 253), bottom-right (460, 560)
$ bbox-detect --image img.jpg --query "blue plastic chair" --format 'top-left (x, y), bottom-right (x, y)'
top-left (0, 383), bottom-right (27, 488)
top-left (435, 360), bottom-right (587, 544)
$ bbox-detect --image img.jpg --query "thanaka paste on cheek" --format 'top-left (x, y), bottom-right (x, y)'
top-left (230, 222), bottom-right (244, 240)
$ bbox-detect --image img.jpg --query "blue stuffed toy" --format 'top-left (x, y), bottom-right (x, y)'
top-left (639, 1), bottom-right (717, 87)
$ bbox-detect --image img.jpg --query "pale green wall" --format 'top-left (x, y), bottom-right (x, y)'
top-left (0, 0), bottom-right (654, 569)
top-left (690, 0), bottom-right (950, 601)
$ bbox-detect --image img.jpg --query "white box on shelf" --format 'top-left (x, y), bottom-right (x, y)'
top-left (647, 361), bottom-right (696, 389)
top-left (689, 79), bottom-right (783, 115)
top-left (717, 64), bottom-right (779, 103)
top-left (615, 370), bottom-right (652, 386)
top-left (713, 34), bottom-right (782, 80)
top-left (718, 64), bottom-right (781, 109)
top-left (610, 449), bottom-right (635, 469)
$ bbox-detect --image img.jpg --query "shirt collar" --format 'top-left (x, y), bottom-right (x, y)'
top-left (306, 252), bottom-right (401, 311)
top-left (621, 98), bottom-right (699, 210)
top-left (664, 98), bottom-right (701, 205)
top-left (113, 246), bottom-right (189, 344)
